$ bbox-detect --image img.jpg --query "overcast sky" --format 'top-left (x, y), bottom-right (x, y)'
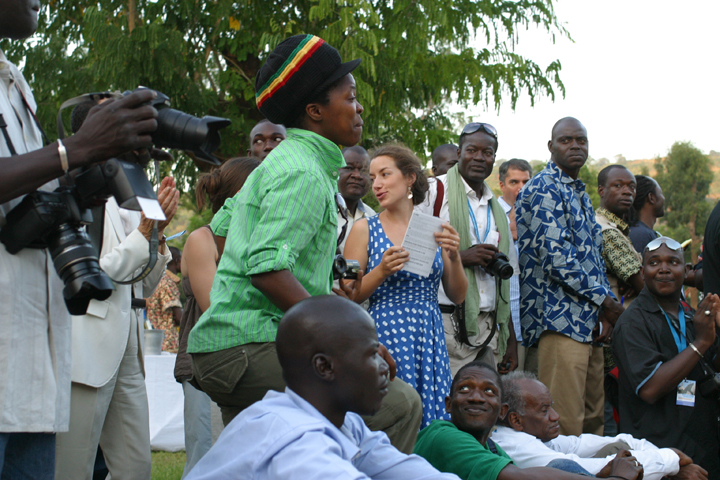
top-left (463, 0), bottom-right (719, 162)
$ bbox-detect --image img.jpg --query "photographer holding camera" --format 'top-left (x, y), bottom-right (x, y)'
top-left (0, 2), bottom-right (169, 477)
top-left (49, 98), bottom-right (179, 480)
top-left (417, 122), bottom-right (519, 377)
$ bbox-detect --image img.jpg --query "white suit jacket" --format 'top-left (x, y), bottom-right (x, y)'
top-left (70, 197), bottom-right (170, 388)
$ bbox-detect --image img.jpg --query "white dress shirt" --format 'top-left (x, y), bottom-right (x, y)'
top-left (497, 197), bottom-right (521, 341)
top-left (416, 175), bottom-right (517, 309)
top-left (491, 425), bottom-right (680, 480)
top-left (0, 49), bottom-right (72, 433)
top-left (186, 388), bottom-right (459, 480)
top-left (338, 199), bottom-right (376, 254)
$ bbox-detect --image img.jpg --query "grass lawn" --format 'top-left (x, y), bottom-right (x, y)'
top-left (151, 451), bottom-right (186, 480)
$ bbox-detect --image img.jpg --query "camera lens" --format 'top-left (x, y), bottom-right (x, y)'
top-left (491, 261), bottom-right (514, 280)
top-left (48, 224), bottom-right (114, 315)
top-left (153, 108), bottom-right (230, 165)
top-left (332, 254), bottom-right (348, 281)
top-left (486, 252), bottom-right (514, 280)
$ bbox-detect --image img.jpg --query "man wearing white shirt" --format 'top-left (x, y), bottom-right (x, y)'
top-left (0, 2), bottom-right (163, 476)
top-left (491, 371), bottom-right (703, 480)
top-left (417, 123), bottom-right (518, 375)
top-left (496, 159), bottom-right (532, 372)
top-left (186, 296), bottom-right (457, 480)
top-left (337, 146), bottom-right (376, 254)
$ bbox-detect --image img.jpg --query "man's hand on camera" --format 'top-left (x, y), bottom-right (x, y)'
top-left (460, 244), bottom-right (498, 268)
top-left (67, 89), bottom-right (159, 167)
top-left (138, 177), bottom-right (179, 246)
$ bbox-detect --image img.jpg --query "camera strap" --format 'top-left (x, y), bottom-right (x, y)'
top-left (111, 158), bottom-right (161, 285)
top-left (14, 85), bottom-right (49, 146)
top-left (0, 114), bottom-right (17, 156)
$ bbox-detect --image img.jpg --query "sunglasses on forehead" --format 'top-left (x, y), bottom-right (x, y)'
top-left (461, 122), bottom-right (498, 139)
top-left (645, 236), bottom-right (683, 253)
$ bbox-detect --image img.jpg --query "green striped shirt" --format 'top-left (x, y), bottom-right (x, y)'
top-left (187, 129), bottom-right (344, 353)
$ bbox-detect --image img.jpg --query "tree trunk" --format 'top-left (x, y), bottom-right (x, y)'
top-left (128, 0), bottom-right (136, 32)
top-left (688, 181), bottom-right (699, 307)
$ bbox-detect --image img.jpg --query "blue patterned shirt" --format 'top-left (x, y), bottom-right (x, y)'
top-left (515, 161), bottom-right (611, 346)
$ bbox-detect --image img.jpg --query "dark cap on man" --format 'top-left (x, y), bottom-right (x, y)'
top-left (255, 35), bottom-right (361, 125)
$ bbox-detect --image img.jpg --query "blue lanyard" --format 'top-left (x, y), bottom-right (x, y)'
top-left (468, 199), bottom-right (492, 244)
top-left (661, 305), bottom-right (687, 353)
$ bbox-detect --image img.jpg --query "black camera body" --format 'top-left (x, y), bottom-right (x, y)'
top-left (0, 88), bottom-right (230, 315)
top-left (0, 186), bottom-right (114, 315)
top-left (485, 251), bottom-right (513, 280)
top-left (333, 254), bottom-right (361, 281)
top-left (699, 372), bottom-right (720, 399)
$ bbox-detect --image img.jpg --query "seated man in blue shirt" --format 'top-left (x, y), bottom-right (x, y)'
top-left (186, 296), bottom-right (456, 480)
top-left (414, 361), bottom-right (644, 480)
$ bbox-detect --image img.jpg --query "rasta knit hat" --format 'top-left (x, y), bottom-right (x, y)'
top-left (255, 34), bottom-right (361, 125)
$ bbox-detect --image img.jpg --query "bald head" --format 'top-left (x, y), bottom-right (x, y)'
top-left (432, 144), bottom-right (459, 176)
top-left (276, 296), bottom-right (389, 420)
top-left (550, 117), bottom-right (584, 140)
top-left (548, 117), bottom-right (588, 180)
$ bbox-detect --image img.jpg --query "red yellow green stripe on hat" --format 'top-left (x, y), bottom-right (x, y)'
top-left (256, 35), bottom-right (325, 108)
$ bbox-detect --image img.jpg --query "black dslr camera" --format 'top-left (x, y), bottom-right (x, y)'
top-left (0, 88), bottom-right (230, 315)
top-left (699, 371), bottom-right (720, 399)
top-left (484, 251), bottom-right (513, 280)
top-left (332, 254), bottom-right (361, 281)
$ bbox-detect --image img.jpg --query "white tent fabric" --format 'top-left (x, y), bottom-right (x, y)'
top-left (145, 353), bottom-right (185, 452)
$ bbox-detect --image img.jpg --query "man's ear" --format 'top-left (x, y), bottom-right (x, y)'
top-left (547, 140), bottom-right (553, 154)
top-left (312, 353), bottom-right (335, 382)
top-left (507, 411), bottom-right (523, 431)
top-left (498, 403), bottom-right (509, 421)
top-left (647, 191), bottom-right (656, 205)
top-left (597, 184), bottom-right (605, 198)
top-left (445, 396), bottom-right (452, 414)
top-left (432, 165), bottom-right (438, 176)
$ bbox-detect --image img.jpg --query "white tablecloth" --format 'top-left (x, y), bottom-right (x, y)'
top-left (145, 352), bottom-right (185, 452)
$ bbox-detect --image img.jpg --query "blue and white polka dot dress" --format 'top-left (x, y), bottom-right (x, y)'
top-left (366, 215), bottom-right (452, 428)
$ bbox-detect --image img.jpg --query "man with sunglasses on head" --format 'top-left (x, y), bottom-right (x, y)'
top-left (612, 237), bottom-right (720, 479)
top-left (417, 122), bottom-right (518, 377)
top-left (515, 118), bottom-right (624, 437)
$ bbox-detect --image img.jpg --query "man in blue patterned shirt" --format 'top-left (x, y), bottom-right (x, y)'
top-left (515, 117), bottom-right (624, 437)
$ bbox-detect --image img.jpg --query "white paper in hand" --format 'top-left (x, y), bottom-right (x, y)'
top-left (400, 211), bottom-right (444, 277)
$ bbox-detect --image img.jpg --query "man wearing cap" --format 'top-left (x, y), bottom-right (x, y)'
top-left (416, 123), bottom-right (518, 376)
top-left (187, 34), bottom-right (421, 454)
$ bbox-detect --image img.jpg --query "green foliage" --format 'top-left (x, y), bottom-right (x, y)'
top-left (654, 141), bottom-right (714, 261)
top-left (1, 0), bottom-right (568, 190)
top-left (578, 162), bottom-right (600, 210)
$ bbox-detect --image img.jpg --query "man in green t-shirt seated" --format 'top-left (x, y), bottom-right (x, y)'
top-left (414, 361), bottom-right (644, 480)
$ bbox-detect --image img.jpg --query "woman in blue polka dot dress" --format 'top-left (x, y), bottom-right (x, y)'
top-left (344, 145), bottom-right (468, 428)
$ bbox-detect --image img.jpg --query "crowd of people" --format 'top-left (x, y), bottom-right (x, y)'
top-left (1, 7), bottom-right (719, 480)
